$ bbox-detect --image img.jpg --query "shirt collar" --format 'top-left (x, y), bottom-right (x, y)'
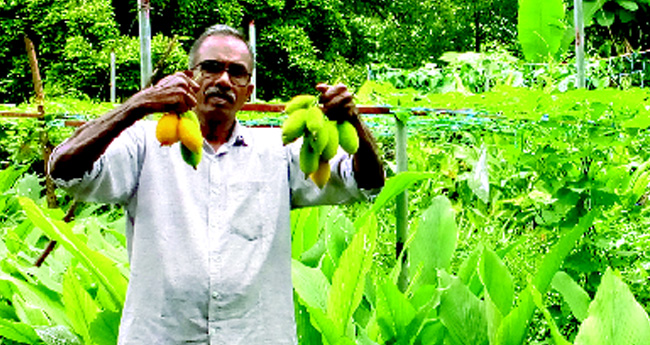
top-left (207, 121), bottom-right (249, 156)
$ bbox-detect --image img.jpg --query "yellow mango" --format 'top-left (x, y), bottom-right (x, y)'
top-left (155, 113), bottom-right (180, 146)
top-left (310, 160), bottom-right (330, 189)
top-left (178, 117), bottom-right (203, 153)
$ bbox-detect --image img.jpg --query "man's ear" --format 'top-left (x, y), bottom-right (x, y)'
top-left (246, 84), bottom-right (255, 101)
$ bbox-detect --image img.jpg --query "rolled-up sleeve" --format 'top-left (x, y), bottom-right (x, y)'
top-left (288, 141), bottom-right (380, 208)
top-left (48, 122), bottom-right (146, 205)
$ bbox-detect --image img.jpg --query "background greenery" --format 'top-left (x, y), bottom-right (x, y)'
top-left (1, 0), bottom-right (649, 103)
top-left (1, 0), bottom-right (650, 344)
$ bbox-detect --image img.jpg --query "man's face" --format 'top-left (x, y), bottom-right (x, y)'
top-left (193, 35), bottom-right (254, 124)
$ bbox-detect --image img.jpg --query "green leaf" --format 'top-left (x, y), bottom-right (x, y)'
top-left (409, 195), bottom-right (457, 286)
top-left (307, 306), bottom-right (344, 345)
top-left (551, 271), bottom-right (591, 322)
top-left (438, 272), bottom-right (488, 345)
top-left (617, 0), bottom-right (639, 11)
top-left (18, 197), bottom-right (128, 309)
top-left (596, 9), bottom-right (616, 26)
top-left (354, 171), bottom-right (437, 228)
top-left (291, 206), bottom-right (323, 260)
top-left (0, 272), bottom-right (70, 328)
top-left (292, 259), bottom-right (330, 311)
top-left (375, 280), bottom-right (417, 343)
top-left (63, 267), bottom-right (99, 343)
top-left (0, 317), bottom-right (41, 343)
top-left (88, 309), bottom-right (122, 345)
top-left (574, 268), bottom-right (650, 345)
top-left (517, 0), bottom-right (566, 62)
top-left (479, 247), bottom-right (514, 317)
top-left (327, 214), bottom-right (377, 336)
top-left (324, 207), bottom-right (356, 267)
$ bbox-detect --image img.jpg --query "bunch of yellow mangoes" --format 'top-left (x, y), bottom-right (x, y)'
top-left (155, 111), bottom-right (203, 169)
top-left (281, 95), bottom-right (359, 188)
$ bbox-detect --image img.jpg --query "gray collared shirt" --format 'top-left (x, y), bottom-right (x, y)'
top-left (51, 120), bottom-right (372, 345)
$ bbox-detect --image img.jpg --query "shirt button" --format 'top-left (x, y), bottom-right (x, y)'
top-left (212, 292), bottom-right (220, 299)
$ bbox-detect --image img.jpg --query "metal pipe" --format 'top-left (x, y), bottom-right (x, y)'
top-left (395, 116), bottom-right (409, 292)
top-left (249, 20), bottom-right (257, 102)
top-left (138, 0), bottom-right (152, 89)
top-left (110, 50), bottom-right (116, 103)
top-left (574, 0), bottom-right (586, 88)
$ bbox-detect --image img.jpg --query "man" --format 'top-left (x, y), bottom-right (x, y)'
top-left (48, 24), bottom-right (384, 344)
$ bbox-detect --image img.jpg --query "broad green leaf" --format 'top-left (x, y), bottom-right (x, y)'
top-left (88, 309), bottom-right (122, 345)
top-left (0, 318), bottom-right (40, 343)
top-left (517, 0), bottom-right (566, 62)
top-left (551, 271), bottom-right (591, 322)
top-left (617, 0), bottom-right (639, 11)
top-left (292, 259), bottom-right (330, 311)
top-left (324, 207), bottom-right (356, 267)
top-left (292, 206), bottom-right (323, 259)
top-left (438, 272), bottom-right (488, 345)
top-left (12, 294), bottom-right (50, 326)
top-left (621, 113), bottom-right (650, 129)
top-left (307, 305), bottom-right (344, 345)
top-left (484, 293), bottom-right (504, 345)
top-left (18, 197), bottom-right (127, 308)
top-left (0, 273), bottom-right (70, 328)
top-left (409, 195), bottom-right (457, 286)
top-left (574, 268), bottom-right (650, 345)
top-left (375, 280), bottom-right (417, 343)
top-left (327, 214), bottom-right (377, 336)
top-left (457, 243), bottom-right (484, 296)
top-left (63, 267), bottom-right (99, 342)
top-left (479, 247), bottom-right (514, 316)
top-left (0, 165), bottom-right (30, 193)
top-left (354, 171), bottom-right (437, 228)
top-left (407, 284), bottom-right (441, 340)
top-left (415, 320), bottom-right (445, 345)
top-left (596, 9), bottom-right (616, 26)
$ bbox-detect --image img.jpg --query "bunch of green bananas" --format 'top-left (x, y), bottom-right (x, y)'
top-left (281, 94), bottom-right (359, 188)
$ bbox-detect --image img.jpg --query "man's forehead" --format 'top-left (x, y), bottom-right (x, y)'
top-left (198, 35), bottom-right (253, 67)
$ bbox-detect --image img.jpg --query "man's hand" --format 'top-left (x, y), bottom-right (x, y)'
top-left (49, 71), bottom-right (201, 181)
top-left (315, 83), bottom-right (385, 190)
top-left (316, 83), bottom-right (359, 123)
top-left (133, 71), bottom-right (201, 116)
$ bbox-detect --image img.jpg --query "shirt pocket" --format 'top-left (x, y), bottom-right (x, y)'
top-left (227, 181), bottom-right (269, 241)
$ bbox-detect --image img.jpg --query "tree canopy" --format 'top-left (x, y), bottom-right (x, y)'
top-left (0, 0), bottom-right (647, 103)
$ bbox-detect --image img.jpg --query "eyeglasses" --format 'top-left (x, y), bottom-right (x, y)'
top-left (194, 59), bottom-right (252, 87)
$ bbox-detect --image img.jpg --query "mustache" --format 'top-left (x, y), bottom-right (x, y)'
top-left (204, 86), bottom-right (236, 103)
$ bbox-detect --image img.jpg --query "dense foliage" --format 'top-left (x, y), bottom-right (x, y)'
top-left (1, 1), bottom-right (650, 344)
top-left (1, 0), bottom-right (649, 104)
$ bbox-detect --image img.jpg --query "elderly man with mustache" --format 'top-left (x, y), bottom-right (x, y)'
top-left (48, 24), bottom-right (384, 345)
